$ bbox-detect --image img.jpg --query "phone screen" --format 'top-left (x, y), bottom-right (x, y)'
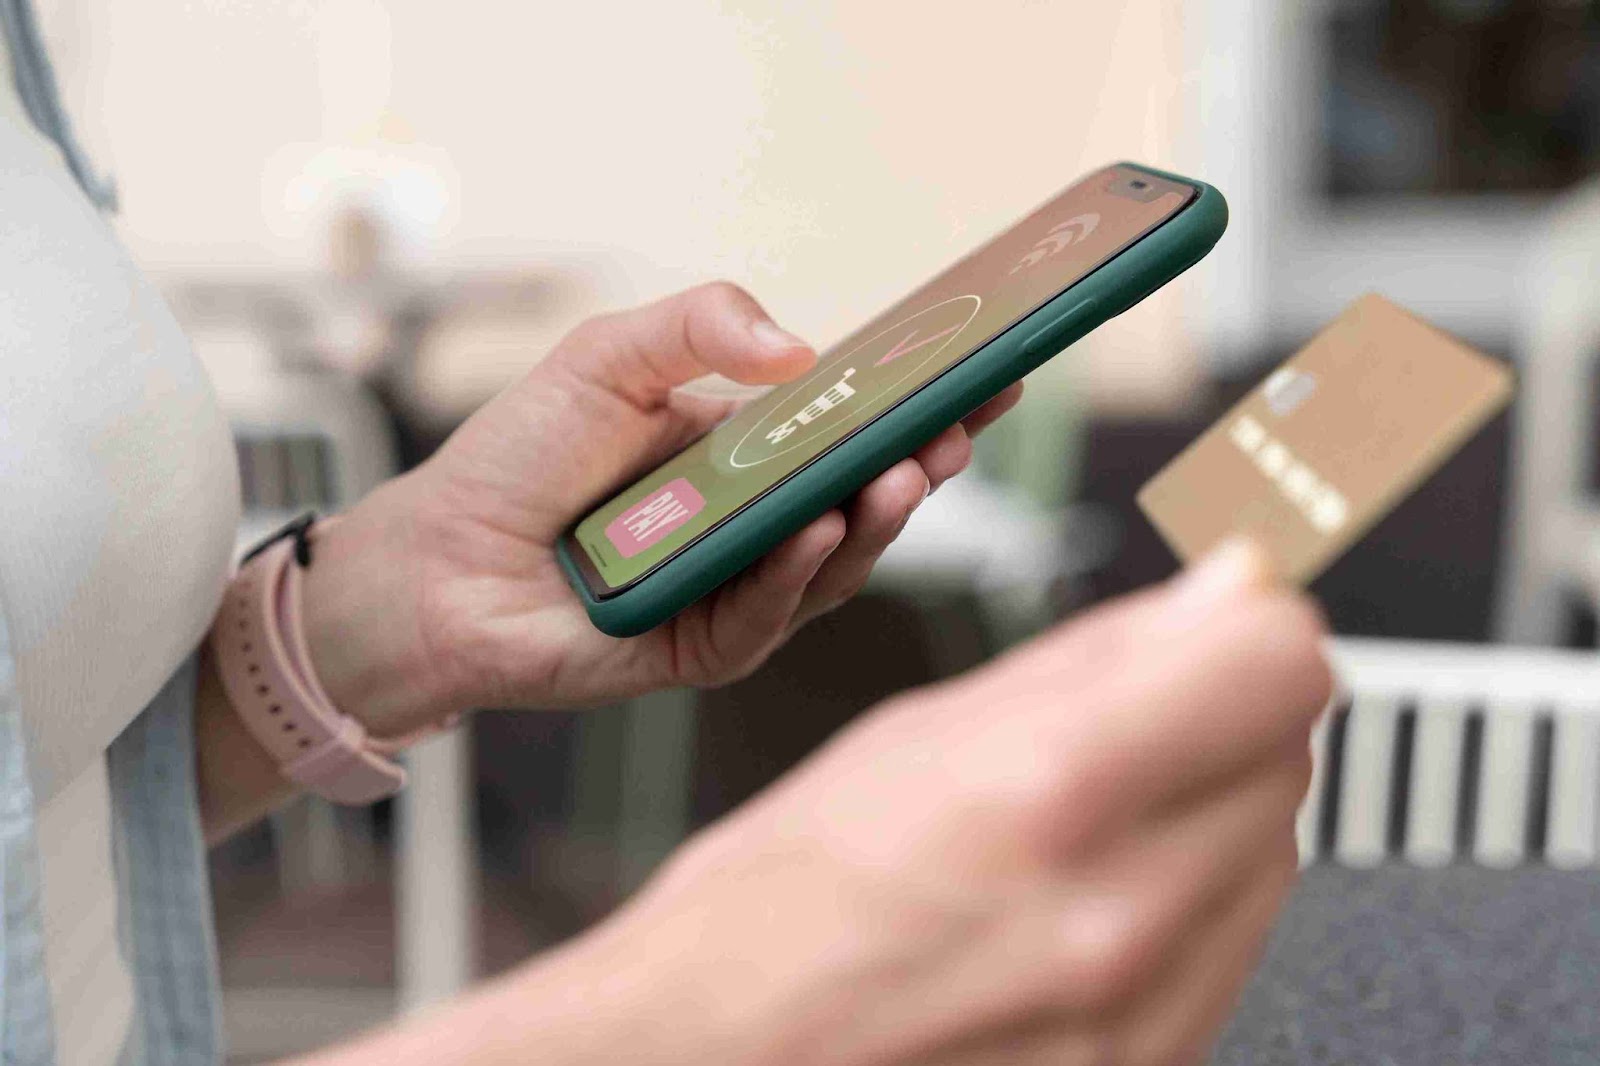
top-left (568, 164), bottom-right (1196, 596)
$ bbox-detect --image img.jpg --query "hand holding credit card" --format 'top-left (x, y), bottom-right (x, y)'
top-left (1138, 294), bottom-right (1514, 584)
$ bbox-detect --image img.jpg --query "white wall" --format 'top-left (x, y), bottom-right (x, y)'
top-left (39, 0), bottom-right (1202, 408)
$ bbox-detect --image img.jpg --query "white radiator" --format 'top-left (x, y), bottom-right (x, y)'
top-left (1301, 638), bottom-right (1600, 870)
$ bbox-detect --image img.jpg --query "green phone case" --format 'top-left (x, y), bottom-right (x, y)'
top-left (558, 163), bottom-right (1227, 637)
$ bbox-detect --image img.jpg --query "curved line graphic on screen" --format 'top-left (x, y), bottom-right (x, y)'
top-left (1009, 213), bottom-right (1100, 274)
top-left (726, 294), bottom-right (982, 471)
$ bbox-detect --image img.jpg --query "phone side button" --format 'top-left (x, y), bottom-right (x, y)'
top-left (1019, 298), bottom-right (1100, 360)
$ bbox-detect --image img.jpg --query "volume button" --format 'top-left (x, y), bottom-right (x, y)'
top-left (1020, 298), bottom-right (1100, 358)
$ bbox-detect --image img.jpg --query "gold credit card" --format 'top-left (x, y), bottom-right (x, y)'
top-left (1137, 294), bottom-right (1514, 585)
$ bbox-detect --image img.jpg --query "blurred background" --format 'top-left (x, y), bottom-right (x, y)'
top-left (30, 0), bottom-right (1600, 1061)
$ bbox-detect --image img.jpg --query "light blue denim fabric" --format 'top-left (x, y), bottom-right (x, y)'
top-left (0, 3), bottom-right (223, 1062)
top-left (0, 0), bottom-right (113, 210)
top-left (0, 611), bottom-right (55, 1066)
top-left (105, 658), bottom-right (223, 1066)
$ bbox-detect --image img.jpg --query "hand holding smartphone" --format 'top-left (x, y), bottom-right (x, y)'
top-left (559, 163), bottom-right (1227, 636)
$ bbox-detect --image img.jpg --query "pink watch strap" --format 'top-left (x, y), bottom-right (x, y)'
top-left (210, 528), bottom-right (412, 805)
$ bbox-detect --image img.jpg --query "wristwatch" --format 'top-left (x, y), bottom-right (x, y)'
top-left (208, 513), bottom-right (419, 805)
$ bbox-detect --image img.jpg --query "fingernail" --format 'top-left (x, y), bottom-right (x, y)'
top-left (751, 319), bottom-right (807, 353)
top-left (893, 480), bottom-right (930, 537)
top-left (1162, 537), bottom-right (1269, 618)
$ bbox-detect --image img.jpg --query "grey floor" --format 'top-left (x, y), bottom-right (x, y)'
top-left (1215, 865), bottom-right (1600, 1065)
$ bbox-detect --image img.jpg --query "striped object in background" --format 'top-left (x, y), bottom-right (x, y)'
top-left (1299, 639), bottom-right (1600, 869)
top-left (234, 431), bottom-right (339, 514)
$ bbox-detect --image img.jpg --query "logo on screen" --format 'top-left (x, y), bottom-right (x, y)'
top-left (1010, 213), bottom-right (1100, 274)
top-left (723, 295), bottom-right (982, 470)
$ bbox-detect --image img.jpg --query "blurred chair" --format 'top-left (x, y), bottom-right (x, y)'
top-left (1496, 175), bottom-right (1600, 646)
top-left (1303, 638), bottom-right (1600, 871)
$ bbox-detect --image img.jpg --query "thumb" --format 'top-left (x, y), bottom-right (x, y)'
top-left (548, 281), bottom-right (816, 409)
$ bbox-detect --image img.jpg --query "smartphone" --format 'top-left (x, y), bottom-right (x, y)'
top-left (558, 162), bottom-right (1227, 636)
